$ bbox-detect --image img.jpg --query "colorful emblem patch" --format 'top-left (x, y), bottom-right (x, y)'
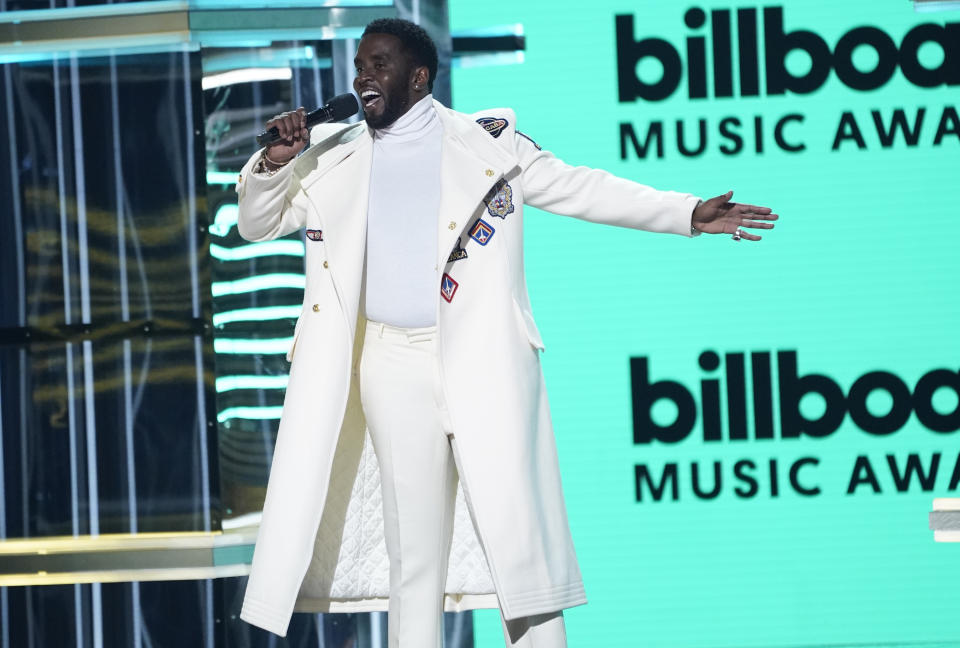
top-left (448, 240), bottom-right (468, 263)
top-left (476, 116), bottom-right (508, 138)
top-left (484, 180), bottom-right (514, 219)
top-left (469, 219), bottom-right (495, 246)
top-left (306, 229), bottom-right (323, 241)
top-left (441, 273), bottom-right (459, 303)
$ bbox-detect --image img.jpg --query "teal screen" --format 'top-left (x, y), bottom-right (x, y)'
top-left (449, 1), bottom-right (960, 646)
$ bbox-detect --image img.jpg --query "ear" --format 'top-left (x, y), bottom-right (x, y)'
top-left (412, 65), bottom-right (429, 89)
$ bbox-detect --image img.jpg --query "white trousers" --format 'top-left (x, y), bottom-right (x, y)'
top-left (359, 320), bottom-right (567, 648)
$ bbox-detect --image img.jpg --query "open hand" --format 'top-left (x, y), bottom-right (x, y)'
top-left (692, 191), bottom-right (778, 241)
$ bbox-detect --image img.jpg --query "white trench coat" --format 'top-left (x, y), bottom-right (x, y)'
top-left (235, 101), bottom-right (700, 636)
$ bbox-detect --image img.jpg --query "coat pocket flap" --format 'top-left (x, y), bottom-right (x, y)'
top-left (286, 311), bottom-right (305, 362)
top-left (512, 300), bottom-right (545, 351)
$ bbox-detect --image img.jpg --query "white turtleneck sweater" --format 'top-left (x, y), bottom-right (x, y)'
top-left (364, 94), bottom-right (443, 328)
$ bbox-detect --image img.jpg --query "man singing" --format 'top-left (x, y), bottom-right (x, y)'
top-left (235, 17), bottom-right (776, 648)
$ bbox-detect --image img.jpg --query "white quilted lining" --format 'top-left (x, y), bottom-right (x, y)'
top-left (299, 428), bottom-right (495, 602)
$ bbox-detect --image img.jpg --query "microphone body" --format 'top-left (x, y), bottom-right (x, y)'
top-left (255, 93), bottom-right (360, 147)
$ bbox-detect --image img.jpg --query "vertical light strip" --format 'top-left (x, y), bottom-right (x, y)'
top-left (315, 614), bottom-right (324, 648)
top-left (0, 588), bottom-right (7, 648)
top-left (184, 54), bottom-right (214, 648)
top-left (371, 612), bottom-right (383, 647)
top-left (65, 36), bottom-right (87, 648)
top-left (55, 53), bottom-right (82, 648)
top-left (293, 42), bottom-right (302, 111)
top-left (109, 54), bottom-right (143, 648)
top-left (4, 56), bottom-right (26, 648)
top-left (194, 334), bottom-right (212, 527)
top-left (65, 345), bottom-right (80, 533)
top-left (85, 343), bottom-right (103, 648)
top-left (182, 51), bottom-right (213, 538)
top-left (183, 50), bottom-right (200, 320)
top-left (3, 59), bottom-right (24, 329)
top-left (69, 54), bottom-right (100, 533)
top-left (0, 363), bottom-right (8, 648)
top-left (2, 11), bottom-right (16, 645)
top-left (19, 352), bottom-right (34, 648)
top-left (70, 54), bottom-right (100, 535)
top-left (70, 58), bottom-right (91, 328)
top-left (204, 580), bottom-right (214, 648)
top-left (0, 366), bottom-right (5, 542)
top-left (110, 56), bottom-right (139, 534)
top-left (70, 52), bottom-right (103, 648)
top-left (1, 37), bottom-right (18, 648)
top-left (67, 343), bottom-right (83, 648)
top-left (54, 60), bottom-right (72, 322)
top-left (311, 53), bottom-right (323, 109)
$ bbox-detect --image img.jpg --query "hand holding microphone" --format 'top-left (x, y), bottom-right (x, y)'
top-left (257, 93), bottom-right (361, 169)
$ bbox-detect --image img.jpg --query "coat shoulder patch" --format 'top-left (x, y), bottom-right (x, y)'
top-left (476, 116), bottom-right (509, 138)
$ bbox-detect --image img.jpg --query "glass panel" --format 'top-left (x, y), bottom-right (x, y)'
top-left (0, 50), bottom-right (216, 539)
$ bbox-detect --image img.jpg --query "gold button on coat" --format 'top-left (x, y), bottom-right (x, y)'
top-left (448, 221), bottom-right (456, 230)
top-left (323, 260), bottom-right (329, 268)
top-left (485, 169), bottom-right (494, 177)
top-left (312, 304), bottom-right (319, 312)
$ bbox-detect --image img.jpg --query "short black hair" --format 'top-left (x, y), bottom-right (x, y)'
top-left (363, 18), bottom-right (439, 91)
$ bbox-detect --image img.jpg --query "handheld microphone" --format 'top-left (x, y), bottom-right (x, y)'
top-left (255, 93), bottom-right (361, 147)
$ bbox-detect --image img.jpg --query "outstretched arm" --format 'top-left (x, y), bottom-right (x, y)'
top-left (515, 131), bottom-right (778, 240)
top-left (516, 132), bottom-right (700, 236)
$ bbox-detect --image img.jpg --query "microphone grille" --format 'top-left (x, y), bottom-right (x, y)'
top-left (328, 93), bottom-right (360, 121)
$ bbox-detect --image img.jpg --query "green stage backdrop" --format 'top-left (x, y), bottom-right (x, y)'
top-left (449, 1), bottom-right (960, 646)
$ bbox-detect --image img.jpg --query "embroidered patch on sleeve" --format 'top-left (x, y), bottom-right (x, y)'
top-left (476, 117), bottom-right (508, 138)
top-left (517, 130), bottom-right (542, 150)
top-left (306, 229), bottom-right (323, 241)
top-left (469, 219), bottom-right (495, 246)
top-left (484, 180), bottom-right (515, 219)
top-left (441, 273), bottom-right (459, 302)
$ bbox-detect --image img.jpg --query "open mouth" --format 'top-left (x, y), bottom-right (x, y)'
top-left (361, 89), bottom-right (382, 109)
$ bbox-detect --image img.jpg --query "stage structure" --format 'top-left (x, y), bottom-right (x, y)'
top-left (0, 1), bottom-right (524, 646)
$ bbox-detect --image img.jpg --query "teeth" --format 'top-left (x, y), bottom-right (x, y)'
top-left (362, 90), bottom-right (379, 100)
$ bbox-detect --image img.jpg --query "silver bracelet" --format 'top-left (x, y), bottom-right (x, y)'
top-left (691, 199), bottom-right (703, 236)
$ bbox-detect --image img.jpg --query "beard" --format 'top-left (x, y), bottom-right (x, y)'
top-left (364, 92), bottom-right (411, 129)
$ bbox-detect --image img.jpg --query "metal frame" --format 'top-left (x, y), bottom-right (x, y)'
top-left (0, 529), bottom-right (256, 587)
top-left (0, 1), bottom-right (397, 62)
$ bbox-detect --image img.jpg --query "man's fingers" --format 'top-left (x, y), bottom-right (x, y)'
top-left (737, 205), bottom-right (776, 218)
top-left (707, 190), bottom-right (734, 205)
top-left (266, 110), bottom-right (307, 142)
top-left (740, 219), bottom-right (775, 230)
top-left (283, 114), bottom-right (300, 140)
top-left (738, 230), bottom-right (762, 242)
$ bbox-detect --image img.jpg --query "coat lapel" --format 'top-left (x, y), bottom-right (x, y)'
top-left (298, 125), bottom-right (373, 318)
top-left (434, 103), bottom-right (519, 269)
